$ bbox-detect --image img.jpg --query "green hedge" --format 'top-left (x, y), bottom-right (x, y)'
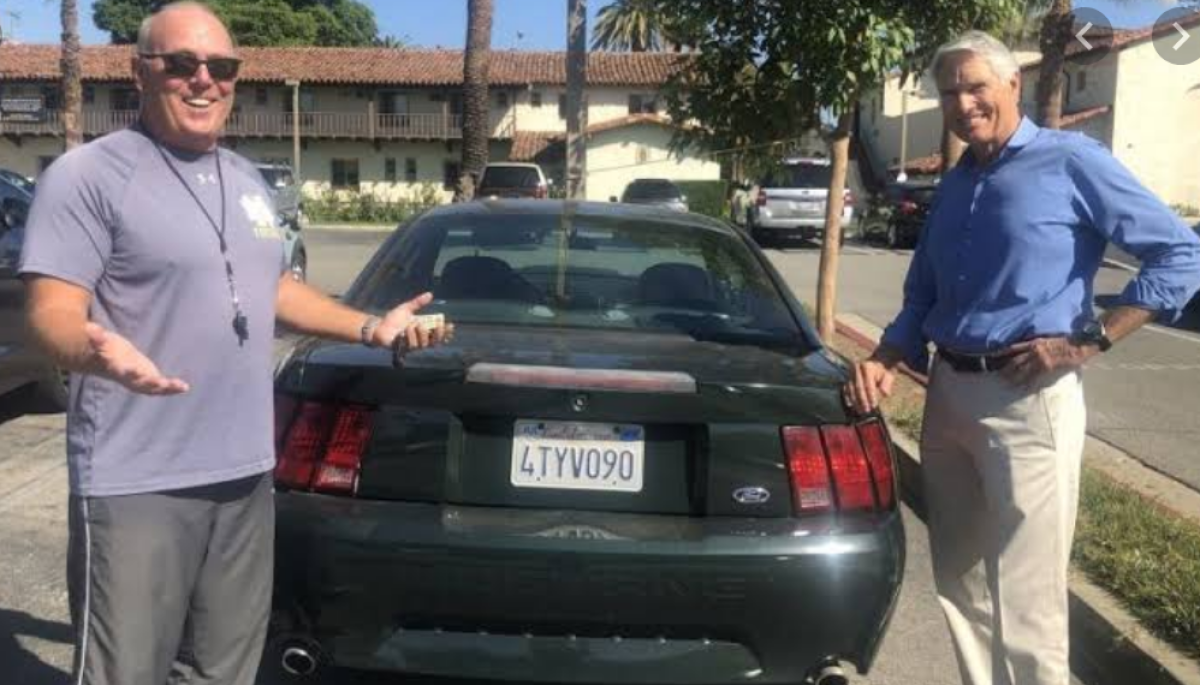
top-left (304, 185), bottom-right (444, 224)
top-left (676, 180), bottom-right (730, 220)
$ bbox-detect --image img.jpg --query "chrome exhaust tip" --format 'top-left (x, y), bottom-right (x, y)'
top-left (280, 644), bottom-right (318, 677)
top-left (813, 663), bottom-right (849, 685)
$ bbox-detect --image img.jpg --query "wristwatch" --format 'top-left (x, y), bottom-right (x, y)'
top-left (360, 315), bottom-right (382, 347)
top-left (1074, 319), bottom-right (1112, 352)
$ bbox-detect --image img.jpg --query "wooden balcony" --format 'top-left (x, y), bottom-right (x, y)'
top-left (0, 110), bottom-right (516, 141)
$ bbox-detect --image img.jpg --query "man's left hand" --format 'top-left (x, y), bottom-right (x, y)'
top-left (1000, 337), bottom-right (1096, 387)
top-left (371, 292), bottom-right (454, 350)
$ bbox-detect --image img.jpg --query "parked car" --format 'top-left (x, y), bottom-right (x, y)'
top-left (858, 181), bottom-right (939, 249)
top-left (0, 168), bottom-right (35, 196)
top-left (0, 171), bottom-right (34, 207)
top-left (476, 162), bottom-right (550, 199)
top-left (267, 200), bottom-right (904, 685)
top-left (618, 178), bottom-right (689, 212)
top-left (254, 163), bottom-right (307, 281)
top-left (0, 195), bottom-right (68, 411)
top-left (747, 157), bottom-right (854, 245)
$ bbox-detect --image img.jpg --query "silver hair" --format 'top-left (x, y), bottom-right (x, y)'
top-left (136, 2), bottom-right (230, 52)
top-left (930, 30), bottom-right (1020, 82)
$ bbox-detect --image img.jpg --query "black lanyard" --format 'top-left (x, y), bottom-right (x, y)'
top-left (153, 141), bottom-right (250, 346)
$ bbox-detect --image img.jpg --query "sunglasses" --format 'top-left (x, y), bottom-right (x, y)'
top-left (139, 52), bottom-right (242, 81)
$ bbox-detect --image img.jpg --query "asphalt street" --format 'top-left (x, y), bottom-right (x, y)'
top-left (0, 226), bottom-right (1090, 685)
top-left (768, 239), bottom-right (1200, 493)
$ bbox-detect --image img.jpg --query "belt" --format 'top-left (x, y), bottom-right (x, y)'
top-left (937, 348), bottom-right (1013, 373)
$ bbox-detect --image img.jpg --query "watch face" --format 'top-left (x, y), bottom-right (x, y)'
top-left (1081, 321), bottom-right (1101, 338)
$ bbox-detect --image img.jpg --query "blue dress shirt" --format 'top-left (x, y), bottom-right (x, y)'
top-left (882, 117), bottom-right (1200, 370)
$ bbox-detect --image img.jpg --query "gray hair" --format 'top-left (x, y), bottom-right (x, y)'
top-left (136, 1), bottom-right (230, 52)
top-left (930, 30), bottom-right (1020, 82)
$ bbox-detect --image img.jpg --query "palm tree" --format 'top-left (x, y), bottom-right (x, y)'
top-left (1034, 0), bottom-right (1072, 129)
top-left (592, 0), bottom-right (662, 52)
top-left (61, 0), bottom-right (84, 150)
top-left (458, 0), bottom-right (493, 201)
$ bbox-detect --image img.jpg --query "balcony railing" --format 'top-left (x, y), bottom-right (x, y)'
top-left (0, 110), bottom-right (516, 140)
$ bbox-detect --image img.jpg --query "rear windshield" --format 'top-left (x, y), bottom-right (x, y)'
top-left (347, 212), bottom-right (806, 351)
top-left (257, 167), bottom-right (294, 188)
top-left (623, 181), bottom-right (682, 200)
top-left (763, 163), bottom-right (832, 189)
top-left (480, 167), bottom-right (542, 188)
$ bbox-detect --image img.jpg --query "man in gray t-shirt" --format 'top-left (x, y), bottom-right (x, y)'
top-left (18, 4), bottom-right (449, 684)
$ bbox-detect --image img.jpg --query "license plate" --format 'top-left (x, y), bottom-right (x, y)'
top-left (511, 420), bottom-right (644, 492)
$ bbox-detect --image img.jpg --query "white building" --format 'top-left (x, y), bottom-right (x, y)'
top-left (857, 15), bottom-right (1200, 208)
top-left (0, 45), bottom-right (720, 203)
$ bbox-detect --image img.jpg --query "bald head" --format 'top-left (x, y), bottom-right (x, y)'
top-left (137, 2), bottom-right (234, 54)
top-left (132, 1), bottom-right (238, 152)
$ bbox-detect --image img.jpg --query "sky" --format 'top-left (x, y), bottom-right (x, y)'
top-left (0, 0), bottom-right (1189, 47)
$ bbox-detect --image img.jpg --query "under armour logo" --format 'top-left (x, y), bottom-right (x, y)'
top-left (197, 173), bottom-right (217, 185)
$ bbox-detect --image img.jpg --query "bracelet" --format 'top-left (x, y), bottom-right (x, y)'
top-left (360, 315), bottom-right (382, 347)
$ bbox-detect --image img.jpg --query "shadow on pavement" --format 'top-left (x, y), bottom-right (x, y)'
top-left (0, 608), bottom-right (72, 685)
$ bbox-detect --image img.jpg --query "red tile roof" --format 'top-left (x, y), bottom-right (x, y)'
top-left (1021, 11), bottom-right (1200, 70)
top-left (0, 44), bottom-right (690, 86)
top-left (585, 113), bottom-right (678, 135)
top-left (1060, 104), bottom-right (1110, 128)
top-left (509, 115), bottom-right (682, 160)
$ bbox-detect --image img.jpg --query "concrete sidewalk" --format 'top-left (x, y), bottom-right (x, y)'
top-left (836, 312), bottom-right (1200, 685)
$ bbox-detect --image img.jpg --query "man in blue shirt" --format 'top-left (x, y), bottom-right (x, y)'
top-left (846, 31), bottom-right (1200, 685)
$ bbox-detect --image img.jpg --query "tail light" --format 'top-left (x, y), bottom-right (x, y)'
top-left (535, 184), bottom-right (548, 199)
top-left (782, 421), bottom-right (896, 515)
top-left (275, 396), bottom-right (374, 496)
top-left (898, 200), bottom-right (918, 215)
top-left (756, 189), bottom-right (768, 206)
top-left (844, 190), bottom-right (855, 206)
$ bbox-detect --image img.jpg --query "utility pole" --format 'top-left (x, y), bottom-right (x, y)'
top-left (565, 0), bottom-right (587, 199)
top-left (286, 79), bottom-right (301, 181)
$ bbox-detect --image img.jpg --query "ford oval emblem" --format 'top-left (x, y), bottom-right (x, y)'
top-left (732, 486), bottom-right (771, 505)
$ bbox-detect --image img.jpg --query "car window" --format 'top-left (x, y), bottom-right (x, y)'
top-left (480, 167), bottom-right (541, 188)
top-left (257, 167), bottom-right (294, 189)
top-left (347, 212), bottom-right (806, 351)
top-left (623, 181), bottom-right (681, 200)
top-left (763, 164), bottom-right (832, 189)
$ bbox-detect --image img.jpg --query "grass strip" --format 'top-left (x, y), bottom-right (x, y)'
top-left (826, 330), bottom-right (1200, 661)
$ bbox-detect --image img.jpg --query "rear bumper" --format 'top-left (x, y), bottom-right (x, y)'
top-left (272, 494), bottom-right (905, 684)
top-left (750, 212), bottom-right (853, 233)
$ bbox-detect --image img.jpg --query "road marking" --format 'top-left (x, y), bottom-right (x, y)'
top-left (1091, 362), bottom-right (1200, 371)
top-left (1143, 323), bottom-right (1200, 346)
top-left (1174, 22), bottom-right (1191, 51)
top-left (1076, 22), bottom-right (1094, 50)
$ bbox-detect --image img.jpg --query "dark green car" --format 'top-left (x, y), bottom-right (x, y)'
top-left (269, 201), bottom-right (904, 685)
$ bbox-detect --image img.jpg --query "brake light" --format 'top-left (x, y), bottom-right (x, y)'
top-left (275, 398), bottom-right (374, 495)
top-left (535, 184), bottom-right (548, 199)
top-left (844, 190), bottom-right (855, 206)
top-left (782, 421), bottom-right (896, 515)
top-left (756, 189), bottom-right (768, 206)
top-left (899, 200), bottom-right (918, 215)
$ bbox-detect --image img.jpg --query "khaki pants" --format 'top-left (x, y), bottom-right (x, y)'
top-left (922, 360), bottom-right (1086, 685)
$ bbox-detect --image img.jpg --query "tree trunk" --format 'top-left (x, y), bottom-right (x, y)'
top-left (566, 0), bottom-right (588, 199)
top-left (61, 0), bottom-right (84, 151)
top-left (940, 123), bottom-right (966, 173)
top-left (1036, 0), bottom-right (1073, 130)
top-left (816, 109), bottom-right (853, 345)
top-left (457, 0), bottom-right (493, 202)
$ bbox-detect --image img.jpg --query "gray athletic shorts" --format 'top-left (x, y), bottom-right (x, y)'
top-left (67, 472), bottom-right (274, 685)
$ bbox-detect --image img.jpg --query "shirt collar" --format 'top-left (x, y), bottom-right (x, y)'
top-left (960, 115), bottom-right (1039, 169)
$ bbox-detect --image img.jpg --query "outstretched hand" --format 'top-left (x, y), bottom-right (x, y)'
top-left (84, 322), bottom-right (190, 395)
top-left (371, 292), bottom-right (455, 350)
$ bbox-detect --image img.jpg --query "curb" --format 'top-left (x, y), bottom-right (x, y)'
top-left (836, 316), bottom-right (1200, 685)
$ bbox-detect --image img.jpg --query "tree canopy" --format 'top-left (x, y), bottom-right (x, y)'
top-left (92, 0), bottom-right (385, 47)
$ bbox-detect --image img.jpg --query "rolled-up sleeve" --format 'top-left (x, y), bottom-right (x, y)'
top-left (881, 237), bottom-right (935, 370)
top-left (1069, 139), bottom-right (1200, 322)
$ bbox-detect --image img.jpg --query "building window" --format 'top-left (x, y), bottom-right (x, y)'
top-left (38, 156), bottom-right (59, 173)
top-left (41, 86), bottom-right (61, 111)
top-left (331, 159), bottom-right (360, 189)
top-left (405, 158), bottom-right (418, 183)
top-left (531, 91), bottom-right (543, 108)
top-left (255, 86), bottom-right (268, 106)
top-left (628, 93), bottom-right (657, 114)
top-left (110, 88), bottom-right (139, 111)
top-left (384, 158), bottom-right (397, 183)
top-left (443, 160), bottom-right (461, 190)
top-left (496, 91), bottom-right (509, 108)
top-left (558, 94), bottom-right (568, 120)
top-left (83, 85), bottom-right (95, 104)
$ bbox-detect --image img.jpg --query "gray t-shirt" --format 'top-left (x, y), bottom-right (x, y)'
top-left (20, 126), bottom-right (286, 497)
